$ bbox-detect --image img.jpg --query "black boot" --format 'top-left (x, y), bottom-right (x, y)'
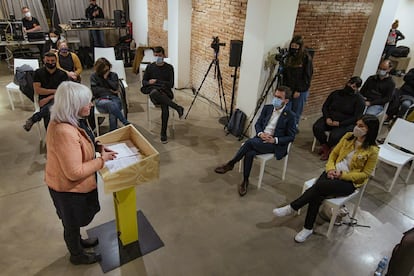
top-left (70, 251), bottom-right (101, 265)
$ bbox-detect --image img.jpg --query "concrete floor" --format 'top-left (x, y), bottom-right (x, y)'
top-left (0, 60), bottom-right (413, 276)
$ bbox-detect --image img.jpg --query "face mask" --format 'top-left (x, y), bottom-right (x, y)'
top-left (50, 37), bottom-right (58, 43)
top-left (272, 97), bottom-right (284, 109)
top-left (25, 12), bottom-right (31, 18)
top-left (377, 69), bottom-right (388, 77)
top-left (289, 47), bottom-right (299, 56)
top-left (45, 63), bottom-right (56, 69)
top-left (60, 48), bottom-right (69, 54)
top-left (155, 56), bottom-right (164, 64)
top-left (353, 126), bottom-right (367, 138)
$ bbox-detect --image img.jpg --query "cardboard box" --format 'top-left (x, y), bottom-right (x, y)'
top-left (96, 125), bottom-right (159, 194)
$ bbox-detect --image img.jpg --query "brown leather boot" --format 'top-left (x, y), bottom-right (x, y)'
top-left (320, 144), bottom-right (331, 161)
top-left (238, 179), bottom-right (249, 196)
top-left (214, 163), bottom-right (234, 174)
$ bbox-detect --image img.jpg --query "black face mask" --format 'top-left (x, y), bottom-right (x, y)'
top-left (289, 47), bottom-right (299, 56)
top-left (45, 63), bottom-right (56, 69)
top-left (344, 85), bottom-right (355, 94)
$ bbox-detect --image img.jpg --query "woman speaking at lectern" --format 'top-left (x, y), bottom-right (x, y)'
top-left (45, 81), bottom-right (116, 265)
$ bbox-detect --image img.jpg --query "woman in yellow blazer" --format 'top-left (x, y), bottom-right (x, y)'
top-left (273, 114), bottom-right (379, 243)
top-left (56, 41), bottom-right (83, 82)
top-left (46, 81), bottom-right (116, 265)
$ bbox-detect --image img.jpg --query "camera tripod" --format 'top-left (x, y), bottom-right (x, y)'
top-left (241, 64), bottom-right (284, 139)
top-left (185, 50), bottom-right (229, 120)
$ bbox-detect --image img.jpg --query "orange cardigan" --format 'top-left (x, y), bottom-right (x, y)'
top-left (45, 121), bottom-right (104, 193)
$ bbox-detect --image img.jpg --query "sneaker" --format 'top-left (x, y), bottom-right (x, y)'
top-left (272, 205), bottom-right (294, 217)
top-left (294, 228), bottom-right (313, 243)
top-left (23, 118), bottom-right (34, 132)
top-left (161, 135), bottom-right (168, 144)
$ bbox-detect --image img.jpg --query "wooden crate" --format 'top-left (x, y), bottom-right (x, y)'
top-left (97, 125), bottom-right (159, 193)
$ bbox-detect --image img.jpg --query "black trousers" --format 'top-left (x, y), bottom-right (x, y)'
top-left (49, 188), bottom-right (100, 256)
top-left (149, 88), bottom-right (180, 136)
top-left (229, 136), bottom-right (276, 180)
top-left (290, 172), bottom-right (355, 230)
top-left (312, 117), bottom-right (354, 147)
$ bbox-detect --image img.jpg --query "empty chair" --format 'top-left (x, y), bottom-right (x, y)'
top-left (5, 58), bottom-right (39, 110)
top-left (94, 47), bottom-right (116, 62)
top-left (298, 177), bottom-right (368, 238)
top-left (377, 118), bottom-right (414, 192)
top-left (239, 142), bottom-right (292, 189)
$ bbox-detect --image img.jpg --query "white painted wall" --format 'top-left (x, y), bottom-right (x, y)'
top-left (129, 0), bottom-right (148, 46)
top-left (354, 0), bottom-right (401, 81)
top-left (168, 0), bottom-right (192, 88)
top-left (395, 0), bottom-right (414, 70)
top-left (237, 0), bottom-right (299, 130)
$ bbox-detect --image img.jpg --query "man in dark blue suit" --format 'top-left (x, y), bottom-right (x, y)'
top-left (215, 86), bottom-right (296, 196)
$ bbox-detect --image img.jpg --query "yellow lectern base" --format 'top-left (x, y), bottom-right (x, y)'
top-left (87, 210), bottom-right (164, 273)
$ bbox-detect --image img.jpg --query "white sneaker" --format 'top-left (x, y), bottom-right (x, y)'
top-left (294, 228), bottom-right (313, 243)
top-left (272, 205), bottom-right (294, 217)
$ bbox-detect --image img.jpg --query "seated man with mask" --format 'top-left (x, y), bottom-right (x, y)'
top-left (214, 86), bottom-right (296, 197)
top-left (360, 59), bottom-right (395, 115)
top-left (141, 46), bottom-right (184, 144)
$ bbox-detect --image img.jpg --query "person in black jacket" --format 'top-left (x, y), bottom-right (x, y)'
top-left (90, 58), bottom-right (130, 131)
top-left (360, 59), bottom-right (395, 115)
top-left (386, 68), bottom-right (414, 122)
top-left (85, 0), bottom-right (105, 47)
top-left (313, 76), bottom-right (365, 160)
top-left (42, 28), bottom-right (61, 56)
top-left (282, 35), bottom-right (313, 129)
top-left (141, 46), bottom-right (184, 143)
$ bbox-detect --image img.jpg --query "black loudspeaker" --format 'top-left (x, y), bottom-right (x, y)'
top-left (114, 10), bottom-right (126, 28)
top-left (229, 40), bottom-right (243, 67)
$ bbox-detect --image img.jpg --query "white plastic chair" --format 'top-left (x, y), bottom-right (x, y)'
top-left (33, 91), bottom-right (44, 143)
top-left (311, 131), bottom-right (331, 152)
top-left (139, 48), bottom-right (155, 85)
top-left (377, 118), bottom-right (414, 192)
top-left (238, 142), bottom-right (292, 189)
top-left (111, 60), bottom-right (128, 89)
top-left (299, 177), bottom-right (368, 238)
top-left (377, 102), bottom-right (390, 135)
top-left (5, 58), bottom-right (39, 110)
top-left (94, 47), bottom-right (116, 62)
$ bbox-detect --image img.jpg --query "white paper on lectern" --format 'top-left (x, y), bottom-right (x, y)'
top-left (104, 142), bottom-right (142, 173)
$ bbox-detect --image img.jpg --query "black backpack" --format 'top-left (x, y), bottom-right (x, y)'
top-left (391, 46), bottom-right (410, 58)
top-left (14, 64), bottom-right (35, 102)
top-left (226, 108), bottom-right (246, 139)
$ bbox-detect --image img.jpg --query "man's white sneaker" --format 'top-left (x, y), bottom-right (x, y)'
top-left (272, 205), bottom-right (294, 217)
top-left (294, 228), bottom-right (313, 243)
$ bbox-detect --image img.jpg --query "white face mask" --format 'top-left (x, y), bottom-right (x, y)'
top-left (353, 126), bottom-right (367, 138)
top-left (25, 12), bottom-right (31, 18)
top-left (50, 37), bottom-right (58, 43)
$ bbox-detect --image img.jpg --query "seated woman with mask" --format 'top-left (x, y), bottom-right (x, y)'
top-left (56, 41), bottom-right (83, 82)
top-left (42, 28), bottom-right (61, 56)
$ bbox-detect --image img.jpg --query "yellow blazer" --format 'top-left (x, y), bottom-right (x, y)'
top-left (56, 52), bottom-right (83, 76)
top-left (326, 132), bottom-right (379, 188)
top-left (45, 121), bottom-right (104, 193)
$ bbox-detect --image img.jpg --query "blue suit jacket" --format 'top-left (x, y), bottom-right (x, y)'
top-left (254, 104), bottom-right (296, 159)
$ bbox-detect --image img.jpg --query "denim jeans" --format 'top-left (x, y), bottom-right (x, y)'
top-left (290, 90), bottom-right (309, 126)
top-left (365, 105), bottom-right (384, 116)
top-left (95, 96), bottom-right (129, 131)
top-left (90, 30), bottom-right (105, 48)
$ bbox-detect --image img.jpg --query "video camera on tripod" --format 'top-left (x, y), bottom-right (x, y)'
top-left (275, 46), bottom-right (289, 67)
top-left (211, 36), bottom-right (226, 54)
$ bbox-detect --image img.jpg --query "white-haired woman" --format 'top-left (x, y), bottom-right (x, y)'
top-left (45, 81), bottom-right (116, 265)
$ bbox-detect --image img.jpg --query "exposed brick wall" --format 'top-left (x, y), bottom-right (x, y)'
top-left (190, 0), bottom-right (247, 111)
top-left (294, 0), bottom-right (374, 117)
top-left (148, 0), bottom-right (169, 55)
